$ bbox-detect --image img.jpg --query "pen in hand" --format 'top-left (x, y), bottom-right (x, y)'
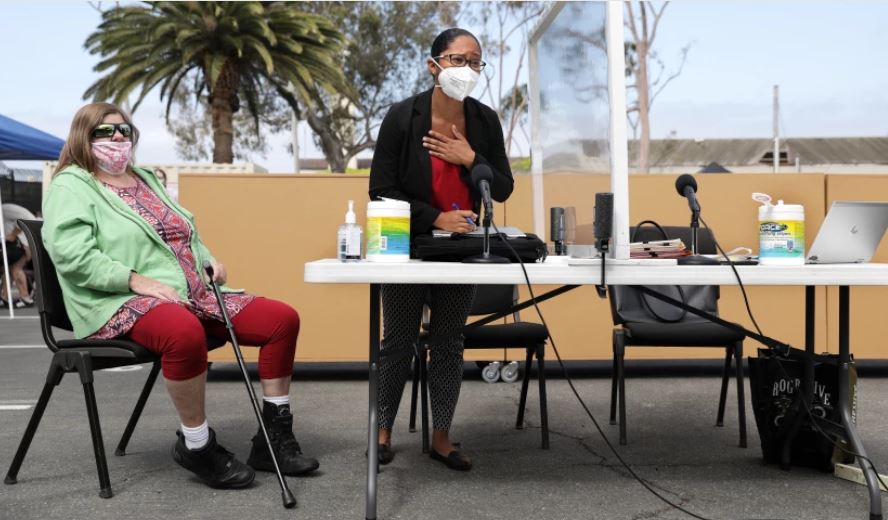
top-left (451, 203), bottom-right (476, 227)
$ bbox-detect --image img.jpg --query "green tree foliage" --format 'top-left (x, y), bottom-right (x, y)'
top-left (466, 1), bottom-right (547, 157)
top-left (279, 1), bottom-right (459, 172)
top-left (83, 1), bottom-right (347, 163)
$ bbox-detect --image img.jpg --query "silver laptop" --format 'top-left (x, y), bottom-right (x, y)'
top-left (806, 201), bottom-right (888, 264)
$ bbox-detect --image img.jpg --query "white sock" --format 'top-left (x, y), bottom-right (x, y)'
top-left (263, 395), bottom-right (290, 407)
top-left (181, 420), bottom-right (210, 450)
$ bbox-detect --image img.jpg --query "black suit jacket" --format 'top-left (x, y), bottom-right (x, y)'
top-left (369, 88), bottom-right (514, 237)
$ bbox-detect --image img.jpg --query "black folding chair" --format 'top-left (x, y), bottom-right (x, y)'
top-left (408, 284), bottom-right (551, 452)
top-left (608, 224), bottom-right (747, 447)
top-left (4, 219), bottom-right (223, 498)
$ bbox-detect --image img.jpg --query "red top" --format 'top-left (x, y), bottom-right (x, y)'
top-left (430, 156), bottom-right (473, 216)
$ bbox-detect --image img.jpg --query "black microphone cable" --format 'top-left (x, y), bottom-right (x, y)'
top-left (699, 215), bottom-right (888, 495)
top-left (490, 221), bottom-right (717, 520)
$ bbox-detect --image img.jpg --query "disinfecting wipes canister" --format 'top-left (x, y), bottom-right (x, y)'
top-left (366, 198), bottom-right (411, 262)
top-left (755, 195), bottom-right (804, 265)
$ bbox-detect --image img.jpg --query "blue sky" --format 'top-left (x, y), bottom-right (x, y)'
top-left (651, 0), bottom-right (888, 139)
top-left (2, 1), bottom-right (887, 172)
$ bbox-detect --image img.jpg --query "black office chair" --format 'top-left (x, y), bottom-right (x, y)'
top-left (4, 220), bottom-right (224, 498)
top-left (408, 284), bottom-right (551, 452)
top-left (608, 224), bottom-right (747, 448)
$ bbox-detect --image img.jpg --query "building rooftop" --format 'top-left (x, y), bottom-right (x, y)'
top-left (642, 137), bottom-right (888, 168)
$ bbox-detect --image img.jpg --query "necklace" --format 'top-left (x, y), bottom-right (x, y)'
top-left (99, 172), bottom-right (138, 189)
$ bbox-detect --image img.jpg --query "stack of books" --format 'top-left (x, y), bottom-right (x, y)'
top-left (629, 238), bottom-right (690, 259)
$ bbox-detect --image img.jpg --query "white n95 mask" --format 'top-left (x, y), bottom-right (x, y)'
top-left (433, 59), bottom-right (480, 102)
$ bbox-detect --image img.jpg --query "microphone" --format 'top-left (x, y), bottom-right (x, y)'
top-left (675, 174), bottom-right (701, 213)
top-left (463, 164), bottom-right (508, 264)
top-left (593, 192), bottom-right (613, 299)
top-left (471, 164), bottom-right (494, 216)
top-left (674, 174), bottom-right (719, 265)
top-left (593, 193), bottom-right (614, 251)
top-left (551, 207), bottom-right (565, 255)
top-left (593, 193), bottom-right (613, 252)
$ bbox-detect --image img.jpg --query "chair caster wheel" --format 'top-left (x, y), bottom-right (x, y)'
top-left (481, 362), bottom-right (501, 383)
top-left (500, 361), bottom-right (520, 383)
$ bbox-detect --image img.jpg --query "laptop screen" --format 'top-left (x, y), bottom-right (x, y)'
top-left (806, 201), bottom-right (888, 264)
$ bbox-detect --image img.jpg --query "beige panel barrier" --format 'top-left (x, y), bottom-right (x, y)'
top-left (179, 171), bottom-right (888, 363)
top-left (181, 174), bottom-right (371, 363)
top-left (824, 175), bottom-right (888, 357)
top-left (182, 174), bottom-right (505, 363)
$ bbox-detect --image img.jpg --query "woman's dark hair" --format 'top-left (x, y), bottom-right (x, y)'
top-left (430, 28), bottom-right (481, 57)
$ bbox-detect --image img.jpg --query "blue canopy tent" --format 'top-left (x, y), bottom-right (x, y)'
top-left (0, 115), bottom-right (63, 317)
top-left (0, 114), bottom-right (63, 160)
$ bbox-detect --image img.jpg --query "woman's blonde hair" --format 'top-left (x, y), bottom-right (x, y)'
top-left (53, 102), bottom-right (139, 176)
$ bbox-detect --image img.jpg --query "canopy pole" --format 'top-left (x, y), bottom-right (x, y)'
top-left (0, 187), bottom-right (15, 318)
top-left (606, 2), bottom-right (630, 260)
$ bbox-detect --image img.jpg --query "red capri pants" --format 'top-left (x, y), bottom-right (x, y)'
top-left (126, 297), bottom-right (299, 381)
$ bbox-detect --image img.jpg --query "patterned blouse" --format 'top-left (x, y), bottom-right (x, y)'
top-left (89, 177), bottom-right (255, 339)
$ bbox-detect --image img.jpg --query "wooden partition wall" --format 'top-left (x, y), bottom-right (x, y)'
top-left (179, 172), bottom-right (886, 363)
top-left (824, 175), bottom-right (888, 358)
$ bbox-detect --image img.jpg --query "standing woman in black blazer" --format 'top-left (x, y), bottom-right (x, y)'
top-left (369, 28), bottom-right (513, 471)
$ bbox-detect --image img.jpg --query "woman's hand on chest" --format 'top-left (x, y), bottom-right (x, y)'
top-left (423, 124), bottom-right (476, 169)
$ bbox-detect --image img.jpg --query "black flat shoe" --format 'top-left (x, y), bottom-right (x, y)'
top-left (365, 443), bottom-right (395, 465)
top-left (430, 448), bottom-right (472, 471)
top-left (378, 444), bottom-right (395, 465)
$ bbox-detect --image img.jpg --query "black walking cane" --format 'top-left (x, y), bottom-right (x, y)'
top-left (204, 261), bottom-right (296, 509)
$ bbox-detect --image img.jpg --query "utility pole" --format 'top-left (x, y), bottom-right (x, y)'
top-left (773, 85), bottom-right (779, 173)
top-left (289, 83), bottom-right (300, 174)
top-left (291, 109), bottom-right (300, 174)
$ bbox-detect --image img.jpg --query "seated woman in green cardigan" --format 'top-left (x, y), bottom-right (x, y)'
top-left (43, 102), bottom-right (317, 488)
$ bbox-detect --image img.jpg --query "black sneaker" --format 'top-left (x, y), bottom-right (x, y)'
top-left (172, 428), bottom-right (255, 488)
top-left (247, 402), bottom-right (320, 476)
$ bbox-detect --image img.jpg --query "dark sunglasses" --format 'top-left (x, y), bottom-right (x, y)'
top-left (91, 123), bottom-right (134, 140)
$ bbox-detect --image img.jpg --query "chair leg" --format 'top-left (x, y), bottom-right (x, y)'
top-left (537, 344), bottom-right (549, 450)
top-left (615, 330), bottom-right (627, 446)
top-left (515, 347), bottom-right (534, 430)
top-left (116, 361), bottom-right (160, 456)
top-left (419, 345), bottom-right (430, 454)
top-left (734, 341), bottom-right (747, 448)
top-left (408, 354), bottom-right (420, 433)
top-left (716, 345), bottom-right (733, 427)
top-left (72, 353), bottom-right (112, 498)
top-left (4, 360), bottom-right (64, 485)
top-left (82, 380), bottom-right (112, 498)
top-left (609, 332), bottom-right (619, 425)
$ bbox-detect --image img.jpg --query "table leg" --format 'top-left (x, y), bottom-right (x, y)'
top-left (366, 284), bottom-right (380, 520)
top-left (838, 286), bottom-right (882, 520)
top-left (781, 287), bottom-right (817, 468)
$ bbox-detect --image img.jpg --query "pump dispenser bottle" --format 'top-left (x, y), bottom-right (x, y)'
top-left (338, 200), bottom-right (363, 262)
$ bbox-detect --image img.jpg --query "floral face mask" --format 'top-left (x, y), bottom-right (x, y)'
top-left (91, 141), bottom-right (132, 175)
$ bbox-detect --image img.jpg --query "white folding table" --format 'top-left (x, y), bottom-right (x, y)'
top-left (305, 259), bottom-right (888, 520)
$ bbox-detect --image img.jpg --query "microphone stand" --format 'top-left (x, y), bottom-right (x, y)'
top-left (677, 209), bottom-right (719, 265)
top-left (464, 199), bottom-right (509, 264)
top-left (595, 237), bottom-right (608, 298)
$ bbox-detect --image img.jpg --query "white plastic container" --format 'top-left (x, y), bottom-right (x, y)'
top-left (754, 193), bottom-right (805, 265)
top-left (366, 198), bottom-right (410, 262)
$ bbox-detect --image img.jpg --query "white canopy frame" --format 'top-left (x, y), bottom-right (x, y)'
top-left (527, 1), bottom-right (630, 260)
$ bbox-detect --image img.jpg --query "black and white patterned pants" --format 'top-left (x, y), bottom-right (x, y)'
top-left (378, 283), bottom-right (476, 432)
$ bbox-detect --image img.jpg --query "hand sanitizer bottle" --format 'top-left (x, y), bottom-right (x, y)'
top-left (338, 200), bottom-right (362, 262)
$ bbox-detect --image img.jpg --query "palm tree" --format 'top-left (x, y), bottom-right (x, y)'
top-left (84, 1), bottom-right (347, 163)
